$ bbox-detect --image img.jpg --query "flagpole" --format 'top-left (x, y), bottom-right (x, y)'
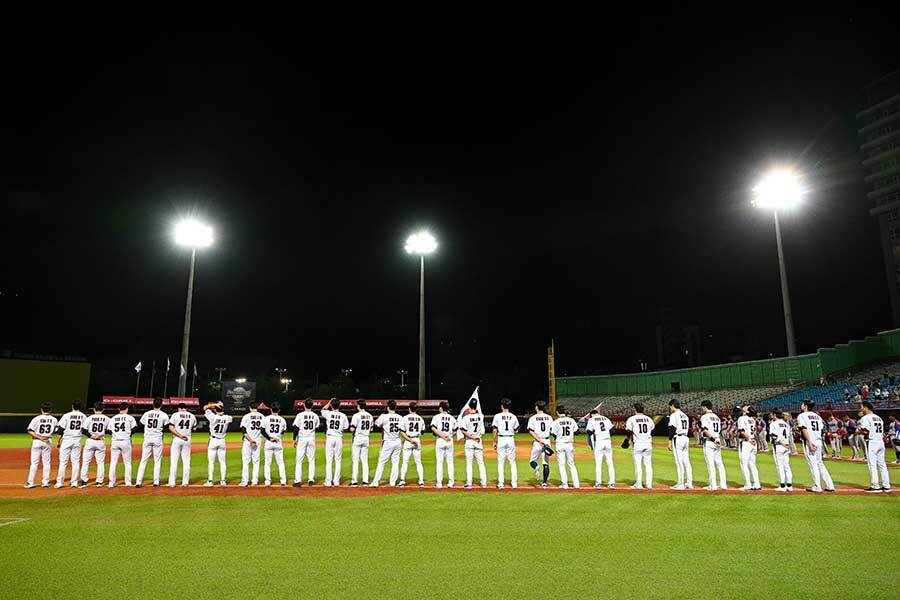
top-left (149, 361), bottom-right (157, 398)
top-left (190, 363), bottom-right (197, 397)
top-left (135, 368), bottom-right (141, 397)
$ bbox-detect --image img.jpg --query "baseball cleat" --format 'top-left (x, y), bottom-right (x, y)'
top-left (629, 483), bottom-right (643, 490)
top-left (671, 484), bottom-right (685, 490)
top-left (124, 483), bottom-right (132, 487)
top-left (573, 484), bottom-right (580, 489)
top-left (864, 487), bottom-right (882, 493)
top-left (418, 482), bottom-right (425, 488)
top-left (396, 481), bottom-right (405, 487)
top-left (593, 482), bottom-right (603, 488)
top-left (166, 483), bottom-right (176, 488)
top-left (805, 487), bottom-right (821, 493)
top-left (882, 488), bottom-right (892, 493)
top-left (23, 483), bottom-right (35, 489)
top-left (786, 486), bottom-right (793, 492)
top-left (368, 483), bottom-right (379, 488)
top-left (97, 483), bottom-right (105, 488)
top-left (220, 481), bottom-right (226, 486)
top-left (511, 482), bottom-right (518, 489)
top-left (363, 481), bottom-right (369, 486)
top-left (823, 488), bottom-right (835, 493)
top-left (307, 480), bottom-right (315, 486)
top-left (203, 481), bottom-right (214, 487)
top-left (434, 483), bottom-right (442, 488)
top-left (78, 482), bottom-right (87, 488)
top-left (80, 479), bottom-right (89, 486)
top-left (134, 484), bottom-right (142, 489)
top-left (41, 483), bottom-right (50, 488)
top-left (463, 483), bottom-right (472, 489)
top-left (560, 483), bottom-right (569, 489)
top-left (540, 482), bottom-right (548, 488)
top-left (349, 482), bottom-right (358, 487)
top-left (685, 484), bottom-right (694, 490)
top-left (496, 483), bottom-right (504, 489)
top-left (239, 482), bottom-right (248, 487)
top-left (481, 483), bottom-right (488, 488)
top-left (740, 486), bottom-right (752, 491)
top-left (323, 481), bottom-right (332, 487)
top-left (447, 482), bottom-right (454, 488)
top-left (108, 483), bottom-right (115, 488)
top-left (54, 483), bottom-right (63, 489)
top-left (751, 487), bottom-right (762, 491)
top-left (607, 483), bottom-right (615, 489)
top-left (152, 483), bottom-right (159, 487)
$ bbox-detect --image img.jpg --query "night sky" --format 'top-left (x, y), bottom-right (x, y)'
top-left (4, 16), bottom-right (899, 401)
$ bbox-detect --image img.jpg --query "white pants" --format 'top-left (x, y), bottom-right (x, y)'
top-left (294, 437), bottom-right (315, 483)
top-left (136, 439), bottom-right (164, 485)
top-left (351, 438), bottom-right (370, 484)
top-left (109, 440), bottom-right (133, 486)
top-left (672, 436), bottom-right (692, 486)
top-left (207, 437), bottom-right (227, 482)
top-left (774, 445), bottom-right (793, 485)
top-left (866, 440), bottom-right (891, 489)
top-left (168, 438), bottom-right (192, 486)
top-left (324, 436), bottom-right (343, 485)
top-left (703, 442), bottom-right (727, 489)
top-left (27, 440), bottom-right (52, 486)
top-left (80, 439), bottom-right (107, 484)
top-left (56, 439), bottom-right (82, 486)
top-left (372, 439), bottom-right (402, 486)
top-left (632, 445), bottom-right (652, 488)
top-left (264, 441), bottom-right (286, 485)
top-left (465, 441), bottom-right (487, 486)
top-left (495, 437), bottom-right (517, 486)
top-left (556, 442), bottom-right (579, 487)
top-left (739, 441), bottom-right (760, 489)
top-left (401, 439), bottom-right (424, 484)
top-left (803, 442), bottom-right (834, 491)
top-left (435, 438), bottom-right (455, 485)
top-left (241, 439), bottom-right (261, 485)
top-left (593, 439), bottom-right (614, 484)
top-left (529, 439), bottom-right (550, 466)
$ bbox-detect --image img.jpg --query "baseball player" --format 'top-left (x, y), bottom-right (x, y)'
top-left (292, 398), bottom-right (320, 486)
top-left (79, 402), bottom-right (109, 487)
top-left (167, 403), bottom-right (198, 487)
top-left (54, 401), bottom-right (86, 488)
top-left (459, 397), bottom-right (488, 488)
top-left (667, 400), bottom-right (693, 490)
top-left (845, 416), bottom-right (861, 459)
top-left (399, 402), bottom-right (426, 487)
top-left (349, 399), bottom-right (374, 486)
top-left (25, 403), bottom-right (57, 488)
top-left (261, 403), bottom-right (288, 486)
top-left (827, 415), bottom-right (841, 458)
top-left (430, 400), bottom-right (457, 488)
top-left (586, 409), bottom-right (615, 488)
top-left (624, 403), bottom-right (654, 489)
top-left (370, 399), bottom-right (403, 487)
top-left (321, 398), bottom-right (349, 487)
top-left (551, 410), bottom-right (580, 489)
top-left (135, 398), bottom-right (169, 487)
top-left (491, 398), bottom-right (519, 489)
top-left (736, 405), bottom-right (761, 491)
top-left (203, 402), bottom-right (233, 486)
top-left (796, 399), bottom-right (835, 493)
top-left (698, 400), bottom-right (727, 491)
top-left (768, 410), bottom-right (794, 491)
top-left (239, 402), bottom-right (264, 487)
top-left (858, 401), bottom-right (891, 492)
top-left (527, 401), bottom-right (554, 488)
top-left (107, 402), bottom-right (138, 488)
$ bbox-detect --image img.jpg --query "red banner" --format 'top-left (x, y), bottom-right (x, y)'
top-left (291, 399), bottom-right (443, 413)
top-left (102, 396), bottom-right (200, 407)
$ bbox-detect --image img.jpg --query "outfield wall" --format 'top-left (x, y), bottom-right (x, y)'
top-left (0, 358), bottom-right (91, 413)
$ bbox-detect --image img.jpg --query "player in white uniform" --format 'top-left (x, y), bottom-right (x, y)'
top-left (25, 403), bottom-right (58, 488)
top-left (768, 410), bottom-right (793, 492)
top-left (261, 404), bottom-right (288, 486)
top-left (292, 398), bottom-right (320, 486)
top-left (666, 400), bottom-right (693, 490)
top-left (796, 399), bottom-right (835, 493)
top-left (491, 399), bottom-right (519, 489)
top-left (79, 402), bottom-right (109, 487)
top-left (624, 403), bottom-right (654, 489)
top-left (859, 401), bottom-right (891, 493)
top-left (203, 402), bottom-right (233, 486)
top-left (736, 405), bottom-right (761, 491)
top-left (430, 401), bottom-right (457, 488)
top-left (167, 403), bottom-right (198, 487)
top-left (698, 400), bottom-right (727, 491)
top-left (107, 402), bottom-right (138, 487)
top-left (349, 400), bottom-right (374, 486)
top-left (460, 398), bottom-right (488, 488)
top-left (135, 398), bottom-right (169, 487)
top-left (321, 399), bottom-right (349, 486)
top-left (54, 401), bottom-right (86, 488)
top-left (527, 401), bottom-right (554, 488)
top-left (370, 400), bottom-right (403, 487)
top-left (239, 402), bottom-right (264, 487)
top-left (551, 411), bottom-right (580, 489)
top-left (586, 409), bottom-right (615, 488)
top-left (399, 402), bottom-right (427, 487)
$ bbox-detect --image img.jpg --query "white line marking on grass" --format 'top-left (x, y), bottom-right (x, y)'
top-left (0, 518), bottom-right (30, 528)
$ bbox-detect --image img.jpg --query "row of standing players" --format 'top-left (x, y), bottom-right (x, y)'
top-left (23, 396), bottom-right (892, 492)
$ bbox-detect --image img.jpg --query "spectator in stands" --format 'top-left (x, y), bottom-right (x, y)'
top-left (889, 415), bottom-right (900, 464)
top-left (843, 389), bottom-right (851, 403)
top-left (891, 389), bottom-right (899, 404)
top-left (862, 385), bottom-right (869, 400)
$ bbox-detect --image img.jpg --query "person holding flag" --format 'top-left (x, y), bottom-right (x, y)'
top-left (459, 391), bottom-right (487, 488)
top-left (457, 386), bottom-right (482, 440)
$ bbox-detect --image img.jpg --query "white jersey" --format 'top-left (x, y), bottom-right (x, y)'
top-left (668, 410), bottom-right (690, 436)
top-left (551, 416), bottom-right (578, 444)
top-left (322, 409), bottom-right (349, 438)
top-left (107, 414), bottom-right (137, 442)
top-left (205, 410), bottom-right (233, 440)
top-left (27, 414), bottom-right (58, 438)
top-left (292, 411), bottom-right (320, 439)
top-left (140, 409), bottom-right (170, 443)
top-left (625, 414), bottom-right (654, 446)
top-left (736, 416), bottom-right (756, 443)
top-left (350, 411), bottom-right (374, 440)
top-left (169, 411), bottom-right (198, 440)
top-left (57, 410), bottom-right (86, 440)
top-left (240, 411), bottom-right (264, 442)
top-left (796, 411), bottom-right (825, 443)
top-left (375, 413), bottom-right (403, 442)
top-left (586, 415), bottom-right (613, 442)
top-left (491, 412), bottom-right (519, 436)
top-left (261, 415), bottom-right (287, 442)
top-left (460, 412), bottom-right (485, 440)
top-left (527, 413), bottom-right (553, 440)
top-left (699, 413), bottom-right (721, 441)
top-left (84, 414), bottom-right (110, 439)
top-left (430, 413), bottom-right (457, 437)
top-left (769, 419), bottom-right (791, 446)
top-left (858, 413), bottom-right (885, 442)
top-left (399, 414), bottom-right (426, 439)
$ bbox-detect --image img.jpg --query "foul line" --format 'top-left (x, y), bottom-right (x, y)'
top-left (0, 518), bottom-right (30, 528)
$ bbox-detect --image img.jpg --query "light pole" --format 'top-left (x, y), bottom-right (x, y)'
top-left (280, 378), bottom-right (292, 393)
top-left (752, 168), bottom-right (803, 357)
top-left (397, 369), bottom-right (408, 387)
top-left (173, 218), bottom-right (214, 396)
top-left (405, 231), bottom-right (438, 400)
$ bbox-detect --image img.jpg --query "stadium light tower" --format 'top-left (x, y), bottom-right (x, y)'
top-left (173, 218), bottom-right (214, 396)
top-left (752, 168), bottom-right (803, 357)
top-left (405, 230), bottom-right (438, 400)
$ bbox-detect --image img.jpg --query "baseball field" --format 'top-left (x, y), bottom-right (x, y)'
top-left (1, 433), bottom-right (897, 599)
